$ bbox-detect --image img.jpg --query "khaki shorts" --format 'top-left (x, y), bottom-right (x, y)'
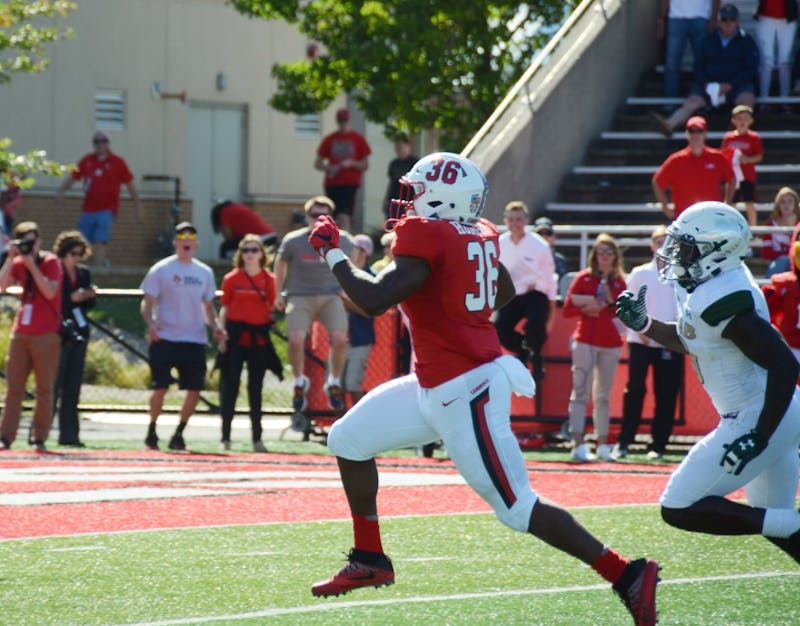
top-left (285, 294), bottom-right (348, 335)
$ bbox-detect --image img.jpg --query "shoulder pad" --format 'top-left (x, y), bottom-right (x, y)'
top-left (701, 290), bottom-right (754, 327)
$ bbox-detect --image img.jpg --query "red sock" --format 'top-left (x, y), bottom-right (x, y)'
top-left (353, 514), bottom-right (383, 554)
top-left (591, 548), bottom-right (629, 584)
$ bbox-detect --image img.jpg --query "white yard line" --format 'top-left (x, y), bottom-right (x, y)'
top-left (112, 570), bottom-right (800, 626)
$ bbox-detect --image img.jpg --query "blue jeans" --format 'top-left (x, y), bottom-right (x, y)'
top-left (665, 17), bottom-right (708, 97)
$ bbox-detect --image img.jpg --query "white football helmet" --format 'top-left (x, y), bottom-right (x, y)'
top-left (388, 152), bottom-right (488, 224)
top-left (656, 201), bottom-right (751, 291)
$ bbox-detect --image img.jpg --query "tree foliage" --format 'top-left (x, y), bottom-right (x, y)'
top-left (229, 1), bottom-right (576, 150)
top-left (0, 1), bottom-right (76, 188)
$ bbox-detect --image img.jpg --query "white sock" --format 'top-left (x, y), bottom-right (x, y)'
top-left (327, 376), bottom-right (340, 387)
top-left (294, 376), bottom-right (306, 388)
top-left (762, 508), bottom-right (800, 538)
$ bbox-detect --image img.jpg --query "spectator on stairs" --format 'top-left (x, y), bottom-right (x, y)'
top-left (653, 115), bottom-right (736, 220)
top-left (762, 186), bottom-right (800, 277)
top-left (720, 104), bottom-right (764, 226)
top-left (657, 0), bottom-right (722, 100)
top-left (754, 0), bottom-right (798, 113)
top-left (651, 3), bottom-right (759, 137)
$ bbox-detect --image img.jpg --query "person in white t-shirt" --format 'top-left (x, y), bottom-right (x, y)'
top-left (494, 201), bottom-right (557, 382)
top-left (614, 226), bottom-right (684, 461)
top-left (139, 221), bottom-right (226, 451)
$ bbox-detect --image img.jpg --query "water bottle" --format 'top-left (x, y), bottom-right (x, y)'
top-left (596, 277), bottom-right (607, 304)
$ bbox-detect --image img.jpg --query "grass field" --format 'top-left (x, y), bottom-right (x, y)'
top-left (1, 497), bottom-right (798, 624)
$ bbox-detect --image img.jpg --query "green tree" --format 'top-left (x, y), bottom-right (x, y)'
top-left (0, 1), bottom-right (76, 189)
top-left (229, 1), bottom-right (575, 150)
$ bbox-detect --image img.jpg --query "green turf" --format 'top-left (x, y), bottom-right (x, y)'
top-left (1, 506), bottom-right (797, 625)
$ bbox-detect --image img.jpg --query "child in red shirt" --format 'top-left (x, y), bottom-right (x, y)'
top-left (721, 104), bottom-right (764, 226)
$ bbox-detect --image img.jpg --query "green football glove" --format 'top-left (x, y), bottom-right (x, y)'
top-left (615, 285), bottom-right (650, 332)
top-left (720, 429), bottom-right (768, 476)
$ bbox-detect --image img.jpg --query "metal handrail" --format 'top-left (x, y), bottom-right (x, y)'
top-left (462, 0), bottom-right (596, 157)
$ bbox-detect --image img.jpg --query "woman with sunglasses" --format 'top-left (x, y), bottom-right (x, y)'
top-left (562, 234), bottom-right (627, 462)
top-left (52, 230), bottom-right (96, 447)
top-left (218, 234), bottom-right (283, 452)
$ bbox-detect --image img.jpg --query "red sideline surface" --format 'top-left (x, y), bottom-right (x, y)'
top-left (0, 449), bottom-right (746, 540)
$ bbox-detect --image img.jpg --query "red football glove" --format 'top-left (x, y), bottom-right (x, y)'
top-left (308, 214), bottom-right (341, 258)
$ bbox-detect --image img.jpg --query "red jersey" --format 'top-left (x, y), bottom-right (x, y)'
top-left (71, 152), bottom-right (134, 214)
top-left (721, 129), bottom-right (763, 182)
top-left (761, 218), bottom-right (794, 261)
top-left (562, 268), bottom-right (626, 348)
top-left (653, 147), bottom-right (735, 217)
top-left (10, 254), bottom-right (62, 335)
top-left (220, 203), bottom-right (275, 238)
top-left (392, 216), bottom-right (503, 388)
top-left (763, 271), bottom-right (800, 348)
top-left (220, 268), bottom-right (276, 346)
top-left (316, 130), bottom-right (371, 187)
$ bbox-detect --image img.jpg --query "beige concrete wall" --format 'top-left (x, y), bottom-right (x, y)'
top-left (467, 0), bottom-right (660, 223)
top-left (1, 0), bottom-right (392, 264)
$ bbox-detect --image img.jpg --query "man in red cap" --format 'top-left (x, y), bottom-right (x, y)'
top-left (314, 108), bottom-right (371, 233)
top-left (652, 116), bottom-right (735, 220)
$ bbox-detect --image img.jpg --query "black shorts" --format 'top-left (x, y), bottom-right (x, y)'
top-left (324, 185), bottom-right (359, 217)
top-left (148, 340), bottom-right (207, 390)
top-left (733, 180), bottom-right (756, 203)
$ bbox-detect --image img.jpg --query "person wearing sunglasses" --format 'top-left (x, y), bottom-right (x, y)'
top-left (274, 195), bottom-right (356, 415)
top-left (139, 222), bottom-right (226, 451)
top-left (217, 235), bottom-right (283, 452)
top-left (55, 131), bottom-right (142, 268)
top-left (52, 230), bottom-right (96, 447)
top-left (653, 115), bottom-right (736, 220)
top-left (651, 3), bottom-right (758, 137)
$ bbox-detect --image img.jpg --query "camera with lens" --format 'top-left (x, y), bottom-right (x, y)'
top-left (12, 239), bottom-right (34, 255)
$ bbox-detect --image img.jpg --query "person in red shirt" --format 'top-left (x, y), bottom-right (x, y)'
top-left (562, 233), bottom-right (627, 463)
top-left (218, 234), bottom-right (283, 452)
top-left (0, 221), bottom-right (62, 451)
top-left (762, 222), bottom-right (800, 367)
top-left (721, 104), bottom-right (764, 226)
top-left (314, 108), bottom-right (371, 233)
top-left (210, 201), bottom-right (277, 259)
top-left (653, 116), bottom-right (735, 220)
top-left (304, 152), bottom-right (659, 625)
top-left (55, 131), bottom-right (142, 267)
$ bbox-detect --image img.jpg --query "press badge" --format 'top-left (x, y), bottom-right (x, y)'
top-left (73, 307), bottom-right (87, 328)
top-left (20, 303), bottom-right (32, 326)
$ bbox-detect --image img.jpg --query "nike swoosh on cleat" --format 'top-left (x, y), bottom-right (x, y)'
top-left (441, 398), bottom-right (459, 407)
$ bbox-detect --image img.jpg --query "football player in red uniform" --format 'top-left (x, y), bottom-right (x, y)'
top-left (306, 152), bottom-right (659, 625)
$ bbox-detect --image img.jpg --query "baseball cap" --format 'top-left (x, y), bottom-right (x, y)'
top-left (731, 104), bottom-right (753, 116)
top-left (336, 108), bottom-right (350, 122)
top-left (686, 116), bottom-right (707, 131)
top-left (353, 234), bottom-right (374, 256)
top-left (719, 3), bottom-right (739, 20)
top-left (534, 217), bottom-right (554, 234)
top-left (174, 221), bottom-right (197, 234)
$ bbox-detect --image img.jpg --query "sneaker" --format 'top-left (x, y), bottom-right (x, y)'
top-left (597, 444), bottom-right (617, 462)
top-left (1, 437), bottom-right (11, 451)
top-left (32, 440), bottom-right (47, 454)
top-left (646, 450), bottom-right (664, 461)
top-left (253, 440), bottom-right (268, 453)
top-left (325, 383), bottom-right (345, 411)
top-left (613, 558), bottom-right (660, 626)
top-left (311, 548), bottom-right (394, 597)
top-left (292, 376), bottom-right (310, 412)
top-left (220, 440), bottom-right (231, 451)
top-left (570, 443), bottom-right (596, 463)
top-left (612, 443), bottom-right (628, 460)
top-left (168, 433), bottom-right (187, 451)
top-left (145, 431), bottom-right (159, 451)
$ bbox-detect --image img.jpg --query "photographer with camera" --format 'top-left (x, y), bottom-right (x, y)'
top-left (0, 222), bottom-right (62, 452)
top-left (52, 231), bottom-right (96, 447)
